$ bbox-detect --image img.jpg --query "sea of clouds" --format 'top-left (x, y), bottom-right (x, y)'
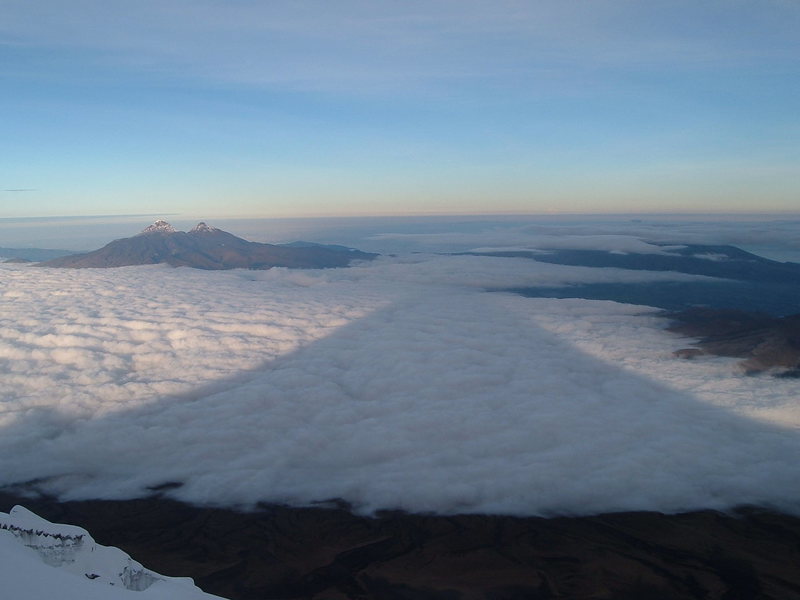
top-left (1, 245), bottom-right (800, 516)
top-left (362, 217), bottom-right (800, 260)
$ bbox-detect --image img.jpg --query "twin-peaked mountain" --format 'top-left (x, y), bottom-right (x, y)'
top-left (39, 221), bottom-right (377, 270)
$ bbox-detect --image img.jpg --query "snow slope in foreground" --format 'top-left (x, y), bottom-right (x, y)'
top-left (0, 505), bottom-right (225, 600)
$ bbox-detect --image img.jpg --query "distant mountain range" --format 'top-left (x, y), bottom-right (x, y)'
top-left (38, 221), bottom-right (377, 270)
top-left (482, 243), bottom-right (800, 316)
top-left (0, 247), bottom-right (75, 262)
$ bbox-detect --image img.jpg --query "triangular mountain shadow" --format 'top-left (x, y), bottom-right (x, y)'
top-left (1, 293), bottom-right (798, 515)
top-left (2, 295), bottom-right (800, 599)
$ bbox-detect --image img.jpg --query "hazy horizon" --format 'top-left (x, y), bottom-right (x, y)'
top-left (3, 212), bottom-right (800, 263)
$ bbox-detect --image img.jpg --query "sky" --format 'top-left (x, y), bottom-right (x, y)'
top-left (2, 0), bottom-right (798, 218)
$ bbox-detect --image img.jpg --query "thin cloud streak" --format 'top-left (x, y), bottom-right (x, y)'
top-left (3, 1), bottom-right (798, 94)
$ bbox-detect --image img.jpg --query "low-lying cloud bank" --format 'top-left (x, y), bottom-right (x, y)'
top-left (1, 255), bottom-right (798, 516)
top-left (363, 216), bottom-right (800, 260)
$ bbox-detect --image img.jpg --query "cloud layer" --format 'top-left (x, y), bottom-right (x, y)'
top-left (365, 217), bottom-right (800, 257)
top-left (1, 255), bottom-right (799, 516)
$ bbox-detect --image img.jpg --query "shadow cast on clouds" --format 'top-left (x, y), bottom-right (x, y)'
top-left (2, 287), bottom-right (799, 518)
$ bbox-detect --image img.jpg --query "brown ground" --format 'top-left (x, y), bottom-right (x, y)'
top-left (668, 308), bottom-right (800, 375)
top-left (2, 493), bottom-right (800, 600)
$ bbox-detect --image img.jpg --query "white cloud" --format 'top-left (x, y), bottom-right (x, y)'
top-left (371, 231), bottom-right (680, 254)
top-left (0, 255), bottom-right (798, 517)
top-left (520, 219), bottom-right (800, 251)
top-left (364, 217), bottom-right (800, 260)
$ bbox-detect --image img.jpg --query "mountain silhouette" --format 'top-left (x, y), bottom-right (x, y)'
top-left (39, 221), bottom-right (377, 270)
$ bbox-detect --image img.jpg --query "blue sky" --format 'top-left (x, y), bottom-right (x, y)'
top-left (1, 0), bottom-right (798, 218)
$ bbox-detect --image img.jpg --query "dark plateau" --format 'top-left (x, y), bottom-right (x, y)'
top-left (2, 493), bottom-right (800, 600)
top-left (479, 243), bottom-right (800, 316)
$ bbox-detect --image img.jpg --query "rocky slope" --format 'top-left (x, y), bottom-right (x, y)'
top-left (38, 221), bottom-right (376, 270)
top-left (668, 308), bottom-right (800, 375)
top-left (1, 494), bottom-right (799, 600)
top-left (0, 505), bottom-right (223, 599)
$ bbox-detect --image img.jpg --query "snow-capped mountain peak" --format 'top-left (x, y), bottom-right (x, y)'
top-left (189, 222), bottom-right (219, 234)
top-left (141, 220), bottom-right (177, 234)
